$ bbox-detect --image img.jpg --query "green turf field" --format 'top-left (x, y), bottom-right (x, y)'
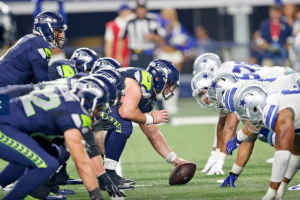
top-left (1, 100), bottom-right (300, 199)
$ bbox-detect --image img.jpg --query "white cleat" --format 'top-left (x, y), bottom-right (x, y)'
top-left (3, 182), bottom-right (16, 192)
top-left (288, 184), bottom-right (300, 191)
top-left (266, 157), bottom-right (274, 163)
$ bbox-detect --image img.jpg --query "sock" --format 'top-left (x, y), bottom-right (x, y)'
top-left (104, 132), bottom-right (128, 162)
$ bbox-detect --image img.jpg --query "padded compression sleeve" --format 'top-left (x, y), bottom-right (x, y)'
top-left (83, 129), bottom-right (100, 158)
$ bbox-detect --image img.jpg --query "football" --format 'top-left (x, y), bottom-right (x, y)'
top-left (169, 162), bottom-right (197, 185)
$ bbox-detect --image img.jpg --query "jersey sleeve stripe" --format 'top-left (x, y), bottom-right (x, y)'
top-left (265, 105), bottom-right (275, 129)
top-left (224, 89), bottom-right (230, 111)
top-left (270, 106), bottom-right (278, 131)
top-left (229, 87), bottom-right (237, 112)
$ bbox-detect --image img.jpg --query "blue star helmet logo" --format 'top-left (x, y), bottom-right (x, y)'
top-left (202, 73), bottom-right (209, 79)
top-left (210, 81), bottom-right (220, 92)
top-left (203, 59), bottom-right (207, 63)
top-left (239, 99), bottom-right (250, 110)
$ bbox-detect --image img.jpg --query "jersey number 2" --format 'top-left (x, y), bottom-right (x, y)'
top-left (20, 88), bottom-right (61, 117)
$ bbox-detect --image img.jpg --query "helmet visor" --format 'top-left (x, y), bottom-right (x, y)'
top-left (162, 79), bottom-right (179, 101)
top-left (54, 29), bottom-right (68, 49)
top-left (195, 90), bottom-right (210, 109)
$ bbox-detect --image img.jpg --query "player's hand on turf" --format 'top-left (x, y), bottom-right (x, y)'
top-left (206, 159), bottom-right (225, 175)
top-left (226, 136), bottom-right (242, 156)
top-left (173, 157), bottom-right (187, 167)
top-left (151, 110), bottom-right (169, 124)
top-left (220, 172), bottom-right (239, 187)
top-left (201, 151), bottom-right (217, 173)
top-left (97, 172), bottom-right (126, 197)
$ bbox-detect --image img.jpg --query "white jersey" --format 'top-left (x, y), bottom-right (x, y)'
top-left (219, 61), bottom-right (285, 79)
top-left (222, 73), bottom-right (300, 113)
top-left (262, 88), bottom-right (300, 134)
top-left (235, 73), bottom-right (300, 95)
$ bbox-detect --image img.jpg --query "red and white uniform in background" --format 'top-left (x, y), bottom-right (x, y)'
top-left (105, 17), bottom-right (130, 67)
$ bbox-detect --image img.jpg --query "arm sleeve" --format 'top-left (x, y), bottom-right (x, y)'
top-left (82, 129), bottom-right (100, 158)
top-left (32, 59), bottom-right (51, 82)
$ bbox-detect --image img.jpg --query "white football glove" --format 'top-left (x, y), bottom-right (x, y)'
top-left (201, 151), bottom-right (217, 173)
top-left (206, 159), bottom-right (225, 175)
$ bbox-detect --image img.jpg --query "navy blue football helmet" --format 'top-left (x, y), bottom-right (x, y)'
top-left (90, 57), bottom-right (123, 74)
top-left (90, 74), bottom-right (119, 113)
top-left (146, 59), bottom-right (180, 100)
top-left (94, 69), bottom-right (125, 97)
top-left (33, 11), bottom-right (68, 49)
top-left (72, 76), bottom-right (109, 115)
top-left (70, 48), bottom-right (99, 73)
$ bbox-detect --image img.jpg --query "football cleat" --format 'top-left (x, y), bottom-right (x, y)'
top-left (3, 182), bottom-right (16, 192)
top-left (288, 184), bottom-right (300, 191)
top-left (106, 170), bottom-right (135, 190)
top-left (266, 157), bottom-right (274, 163)
top-left (57, 189), bottom-right (75, 195)
top-left (66, 176), bottom-right (83, 185)
top-left (46, 193), bottom-right (67, 200)
top-left (116, 174), bottom-right (136, 185)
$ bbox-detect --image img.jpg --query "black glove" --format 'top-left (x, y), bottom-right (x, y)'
top-left (92, 116), bottom-right (114, 132)
top-left (97, 172), bottom-right (126, 197)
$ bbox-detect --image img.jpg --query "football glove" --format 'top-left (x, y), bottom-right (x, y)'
top-left (226, 136), bottom-right (242, 156)
top-left (220, 172), bottom-right (239, 187)
top-left (206, 159), bottom-right (225, 175)
top-left (97, 172), bottom-right (125, 197)
top-left (92, 116), bottom-right (114, 132)
top-left (201, 151), bottom-right (217, 173)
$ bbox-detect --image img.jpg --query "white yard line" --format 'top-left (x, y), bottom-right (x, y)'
top-left (133, 116), bottom-right (218, 127)
top-left (111, 159), bottom-right (125, 200)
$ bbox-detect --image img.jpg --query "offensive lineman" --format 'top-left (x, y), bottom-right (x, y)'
top-left (102, 59), bottom-right (188, 183)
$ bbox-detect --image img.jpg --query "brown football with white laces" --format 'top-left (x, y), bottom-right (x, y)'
top-left (169, 162), bottom-right (197, 185)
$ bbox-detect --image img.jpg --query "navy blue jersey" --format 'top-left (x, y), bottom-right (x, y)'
top-left (117, 67), bottom-right (156, 113)
top-left (0, 87), bottom-right (91, 140)
top-left (0, 34), bottom-right (52, 87)
top-left (0, 73), bottom-right (89, 99)
top-left (48, 59), bottom-right (77, 80)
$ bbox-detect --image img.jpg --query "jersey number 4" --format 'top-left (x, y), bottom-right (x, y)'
top-left (20, 88), bottom-right (61, 117)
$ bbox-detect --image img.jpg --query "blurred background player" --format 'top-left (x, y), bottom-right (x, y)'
top-left (104, 3), bottom-right (132, 67)
top-left (117, 0), bottom-right (164, 69)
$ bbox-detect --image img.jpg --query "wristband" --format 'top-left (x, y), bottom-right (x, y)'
top-left (89, 187), bottom-right (103, 200)
top-left (165, 152), bottom-right (177, 164)
top-left (231, 163), bottom-right (244, 175)
top-left (144, 114), bottom-right (154, 125)
top-left (236, 129), bottom-right (249, 142)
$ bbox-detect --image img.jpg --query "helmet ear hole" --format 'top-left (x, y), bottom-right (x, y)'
top-left (155, 76), bottom-right (159, 81)
top-left (253, 107), bottom-right (257, 113)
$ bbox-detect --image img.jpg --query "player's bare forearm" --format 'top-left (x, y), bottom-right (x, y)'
top-left (235, 141), bottom-right (255, 168)
top-left (221, 113), bottom-right (239, 154)
top-left (217, 116), bottom-right (226, 149)
top-left (90, 155), bottom-right (105, 177)
top-left (64, 129), bottom-right (99, 191)
top-left (94, 130), bottom-right (105, 156)
top-left (140, 124), bottom-right (172, 158)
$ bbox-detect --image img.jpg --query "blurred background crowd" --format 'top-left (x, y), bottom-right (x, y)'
top-left (1, 0), bottom-right (300, 114)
